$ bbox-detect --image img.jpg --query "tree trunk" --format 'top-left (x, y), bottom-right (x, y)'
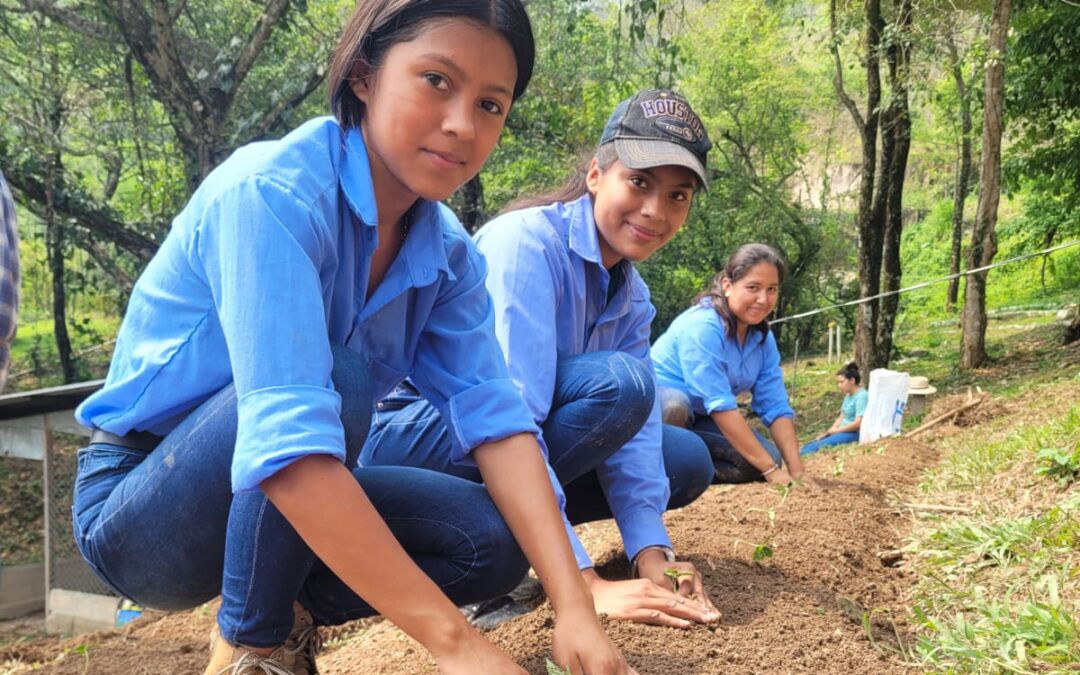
top-left (876, 0), bottom-right (914, 364)
top-left (44, 89), bottom-right (75, 383)
top-left (458, 174), bottom-right (486, 234)
top-left (961, 0), bottom-right (1011, 369)
top-left (831, 0), bottom-right (884, 383)
top-left (946, 31), bottom-right (974, 312)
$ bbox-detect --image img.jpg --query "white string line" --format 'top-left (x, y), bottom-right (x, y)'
top-left (771, 238), bottom-right (1080, 325)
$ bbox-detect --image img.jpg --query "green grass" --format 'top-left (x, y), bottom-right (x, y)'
top-left (905, 402), bottom-right (1080, 674)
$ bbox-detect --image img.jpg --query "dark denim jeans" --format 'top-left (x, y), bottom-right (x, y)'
top-left (657, 385), bottom-right (784, 484)
top-left (800, 431), bottom-right (859, 455)
top-left (71, 345), bottom-right (527, 647)
top-left (363, 351), bottom-right (713, 528)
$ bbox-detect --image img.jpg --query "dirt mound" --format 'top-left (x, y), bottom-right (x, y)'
top-left (318, 436), bottom-right (934, 674)
top-left (1, 436), bottom-right (933, 674)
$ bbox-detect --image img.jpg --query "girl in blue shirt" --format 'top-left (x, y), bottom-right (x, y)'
top-left (364, 89), bottom-right (719, 630)
top-left (801, 361), bottom-right (867, 454)
top-left (71, 3), bottom-right (632, 674)
top-left (652, 244), bottom-right (813, 486)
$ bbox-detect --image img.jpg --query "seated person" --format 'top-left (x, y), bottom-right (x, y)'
top-left (801, 361), bottom-right (866, 455)
top-left (652, 244), bottom-right (813, 486)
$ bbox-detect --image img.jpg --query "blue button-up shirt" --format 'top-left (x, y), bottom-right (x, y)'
top-left (652, 299), bottom-right (794, 426)
top-left (77, 116), bottom-right (537, 492)
top-left (475, 194), bottom-right (671, 568)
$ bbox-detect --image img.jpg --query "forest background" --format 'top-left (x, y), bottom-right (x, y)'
top-left (0, 0), bottom-right (1077, 391)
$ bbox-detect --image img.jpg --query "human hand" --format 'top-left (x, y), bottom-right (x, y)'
top-left (763, 466), bottom-right (793, 485)
top-left (551, 604), bottom-right (636, 675)
top-left (636, 557), bottom-right (721, 624)
top-left (435, 628), bottom-right (526, 674)
top-left (582, 568), bottom-right (718, 628)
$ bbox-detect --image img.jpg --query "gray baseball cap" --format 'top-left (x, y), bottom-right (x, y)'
top-left (600, 89), bottom-right (712, 188)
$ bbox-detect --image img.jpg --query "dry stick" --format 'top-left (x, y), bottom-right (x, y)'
top-left (900, 503), bottom-right (971, 514)
top-left (904, 396), bottom-right (986, 438)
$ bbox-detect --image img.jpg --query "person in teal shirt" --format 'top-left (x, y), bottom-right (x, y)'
top-left (801, 361), bottom-right (867, 454)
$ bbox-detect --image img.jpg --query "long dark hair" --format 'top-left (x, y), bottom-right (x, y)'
top-left (499, 144), bottom-right (619, 214)
top-left (328, 0), bottom-right (535, 128)
top-left (837, 361), bottom-right (860, 384)
top-left (694, 243), bottom-right (787, 341)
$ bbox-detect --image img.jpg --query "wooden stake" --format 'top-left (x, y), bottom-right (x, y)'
top-left (904, 396), bottom-right (985, 437)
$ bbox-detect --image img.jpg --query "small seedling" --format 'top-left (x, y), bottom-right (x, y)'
top-left (546, 658), bottom-right (573, 675)
top-left (752, 539), bottom-right (775, 561)
top-left (832, 456), bottom-right (846, 476)
top-left (734, 537), bottom-right (775, 562)
top-left (663, 567), bottom-right (696, 593)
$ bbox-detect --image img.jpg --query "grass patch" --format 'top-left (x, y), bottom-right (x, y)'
top-left (905, 401), bottom-right (1080, 673)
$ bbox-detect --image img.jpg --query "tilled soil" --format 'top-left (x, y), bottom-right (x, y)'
top-left (2, 430), bottom-right (936, 675)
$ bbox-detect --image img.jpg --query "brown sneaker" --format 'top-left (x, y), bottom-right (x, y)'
top-left (281, 606), bottom-right (322, 675)
top-left (204, 626), bottom-right (294, 675)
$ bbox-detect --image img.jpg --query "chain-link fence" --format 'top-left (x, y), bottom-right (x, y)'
top-left (45, 432), bottom-right (116, 597)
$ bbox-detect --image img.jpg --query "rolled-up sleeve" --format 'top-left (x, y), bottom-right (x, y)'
top-left (409, 237), bottom-right (539, 464)
top-left (196, 178), bottom-right (344, 492)
top-left (595, 302), bottom-right (672, 562)
top-left (678, 317), bottom-right (737, 414)
top-left (750, 333), bottom-right (794, 427)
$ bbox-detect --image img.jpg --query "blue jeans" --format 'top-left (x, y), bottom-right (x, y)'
top-left (657, 386), bottom-right (784, 484)
top-left (71, 345), bottom-right (527, 647)
top-left (800, 431), bottom-right (859, 455)
top-left (363, 351), bottom-right (713, 529)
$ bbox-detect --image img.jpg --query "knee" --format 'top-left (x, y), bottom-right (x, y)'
top-left (663, 426), bottom-right (713, 510)
top-left (586, 351), bottom-right (656, 422)
top-left (330, 344), bottom-right (375, 462)
top-left (474, 513), bottom-right (529, 597)
top-left (658, 387), bottom-right (692, 427)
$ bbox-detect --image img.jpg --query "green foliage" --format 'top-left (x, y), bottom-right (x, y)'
top-left (907, 402), bottom-right (1080, 673)
top-left (1034, 408), bottom-right (1080, 486)
top-left (545, 658), bottom-right (573, 675)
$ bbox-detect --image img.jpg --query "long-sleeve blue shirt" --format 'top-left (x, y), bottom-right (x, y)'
top-left (77, 116), bottom-right (538, 492)
top-left (651, 299), bottom-right (794, 426)
top-left (475, 194), bottom-right (672, 569)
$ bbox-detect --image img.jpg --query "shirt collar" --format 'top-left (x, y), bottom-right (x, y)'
top-left (339, 123), bottom-right (452, 284)
top-left (566, 193), bottom-right (604, 266)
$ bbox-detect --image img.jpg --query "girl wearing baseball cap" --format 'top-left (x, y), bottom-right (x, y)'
top-left (364, 89), bottom-right (721, 630)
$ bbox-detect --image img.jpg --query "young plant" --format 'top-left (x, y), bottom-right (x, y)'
top-left (546, 658), bottom-right (573, 675)
top-left (832, 455), bottom-right (846, 476)
top-left (663, 567), bottom-right (696, 593)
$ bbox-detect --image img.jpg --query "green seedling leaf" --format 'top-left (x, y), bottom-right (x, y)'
top-left (546, 658), bottom-right (573, 675)
top-left (752, 541), bottom-right (774, 561)
top-left (663, 567), bottom-right (696, 593)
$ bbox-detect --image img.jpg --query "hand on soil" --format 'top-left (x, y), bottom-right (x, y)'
top-left (551, 606), bottom-right (634, 675)
top-left (585, 572), bottom-right (720, 628)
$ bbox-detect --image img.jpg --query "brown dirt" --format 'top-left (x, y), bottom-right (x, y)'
top-left (7, 374), bottom-right (1075, 674)
top-left (2, 433), bottom-right (942, 675)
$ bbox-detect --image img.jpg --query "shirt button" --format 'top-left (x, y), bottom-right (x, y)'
top-left (376, 402), bottom-right (384, 410)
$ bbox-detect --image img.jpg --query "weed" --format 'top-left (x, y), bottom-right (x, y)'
top-left (1035, 438), bottom-right (1080, 486)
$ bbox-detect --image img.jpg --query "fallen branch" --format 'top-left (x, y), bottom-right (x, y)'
top-left (900, 503), bottom-right (971, 514)
top-left (904, 396), bottom-right (986, 437)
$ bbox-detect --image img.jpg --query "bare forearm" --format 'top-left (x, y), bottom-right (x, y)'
top-left (473, 434), bottom-right (592, 614)
top-left (261, 455), bottom-right (466, 656)
top-left (833, 417), bottom-right (861, 434)
top-left (710, 410), bottom-right (778, 472)
top-left (770, 417), bottom-right (805, 476)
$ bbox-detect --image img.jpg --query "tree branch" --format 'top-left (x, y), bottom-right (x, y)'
top-left (829, 0), bottom-right (865, 130)
top-left (249, 64), bottom-right (327, 140)
top-left (229, 0), bottom-right (292, 99)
